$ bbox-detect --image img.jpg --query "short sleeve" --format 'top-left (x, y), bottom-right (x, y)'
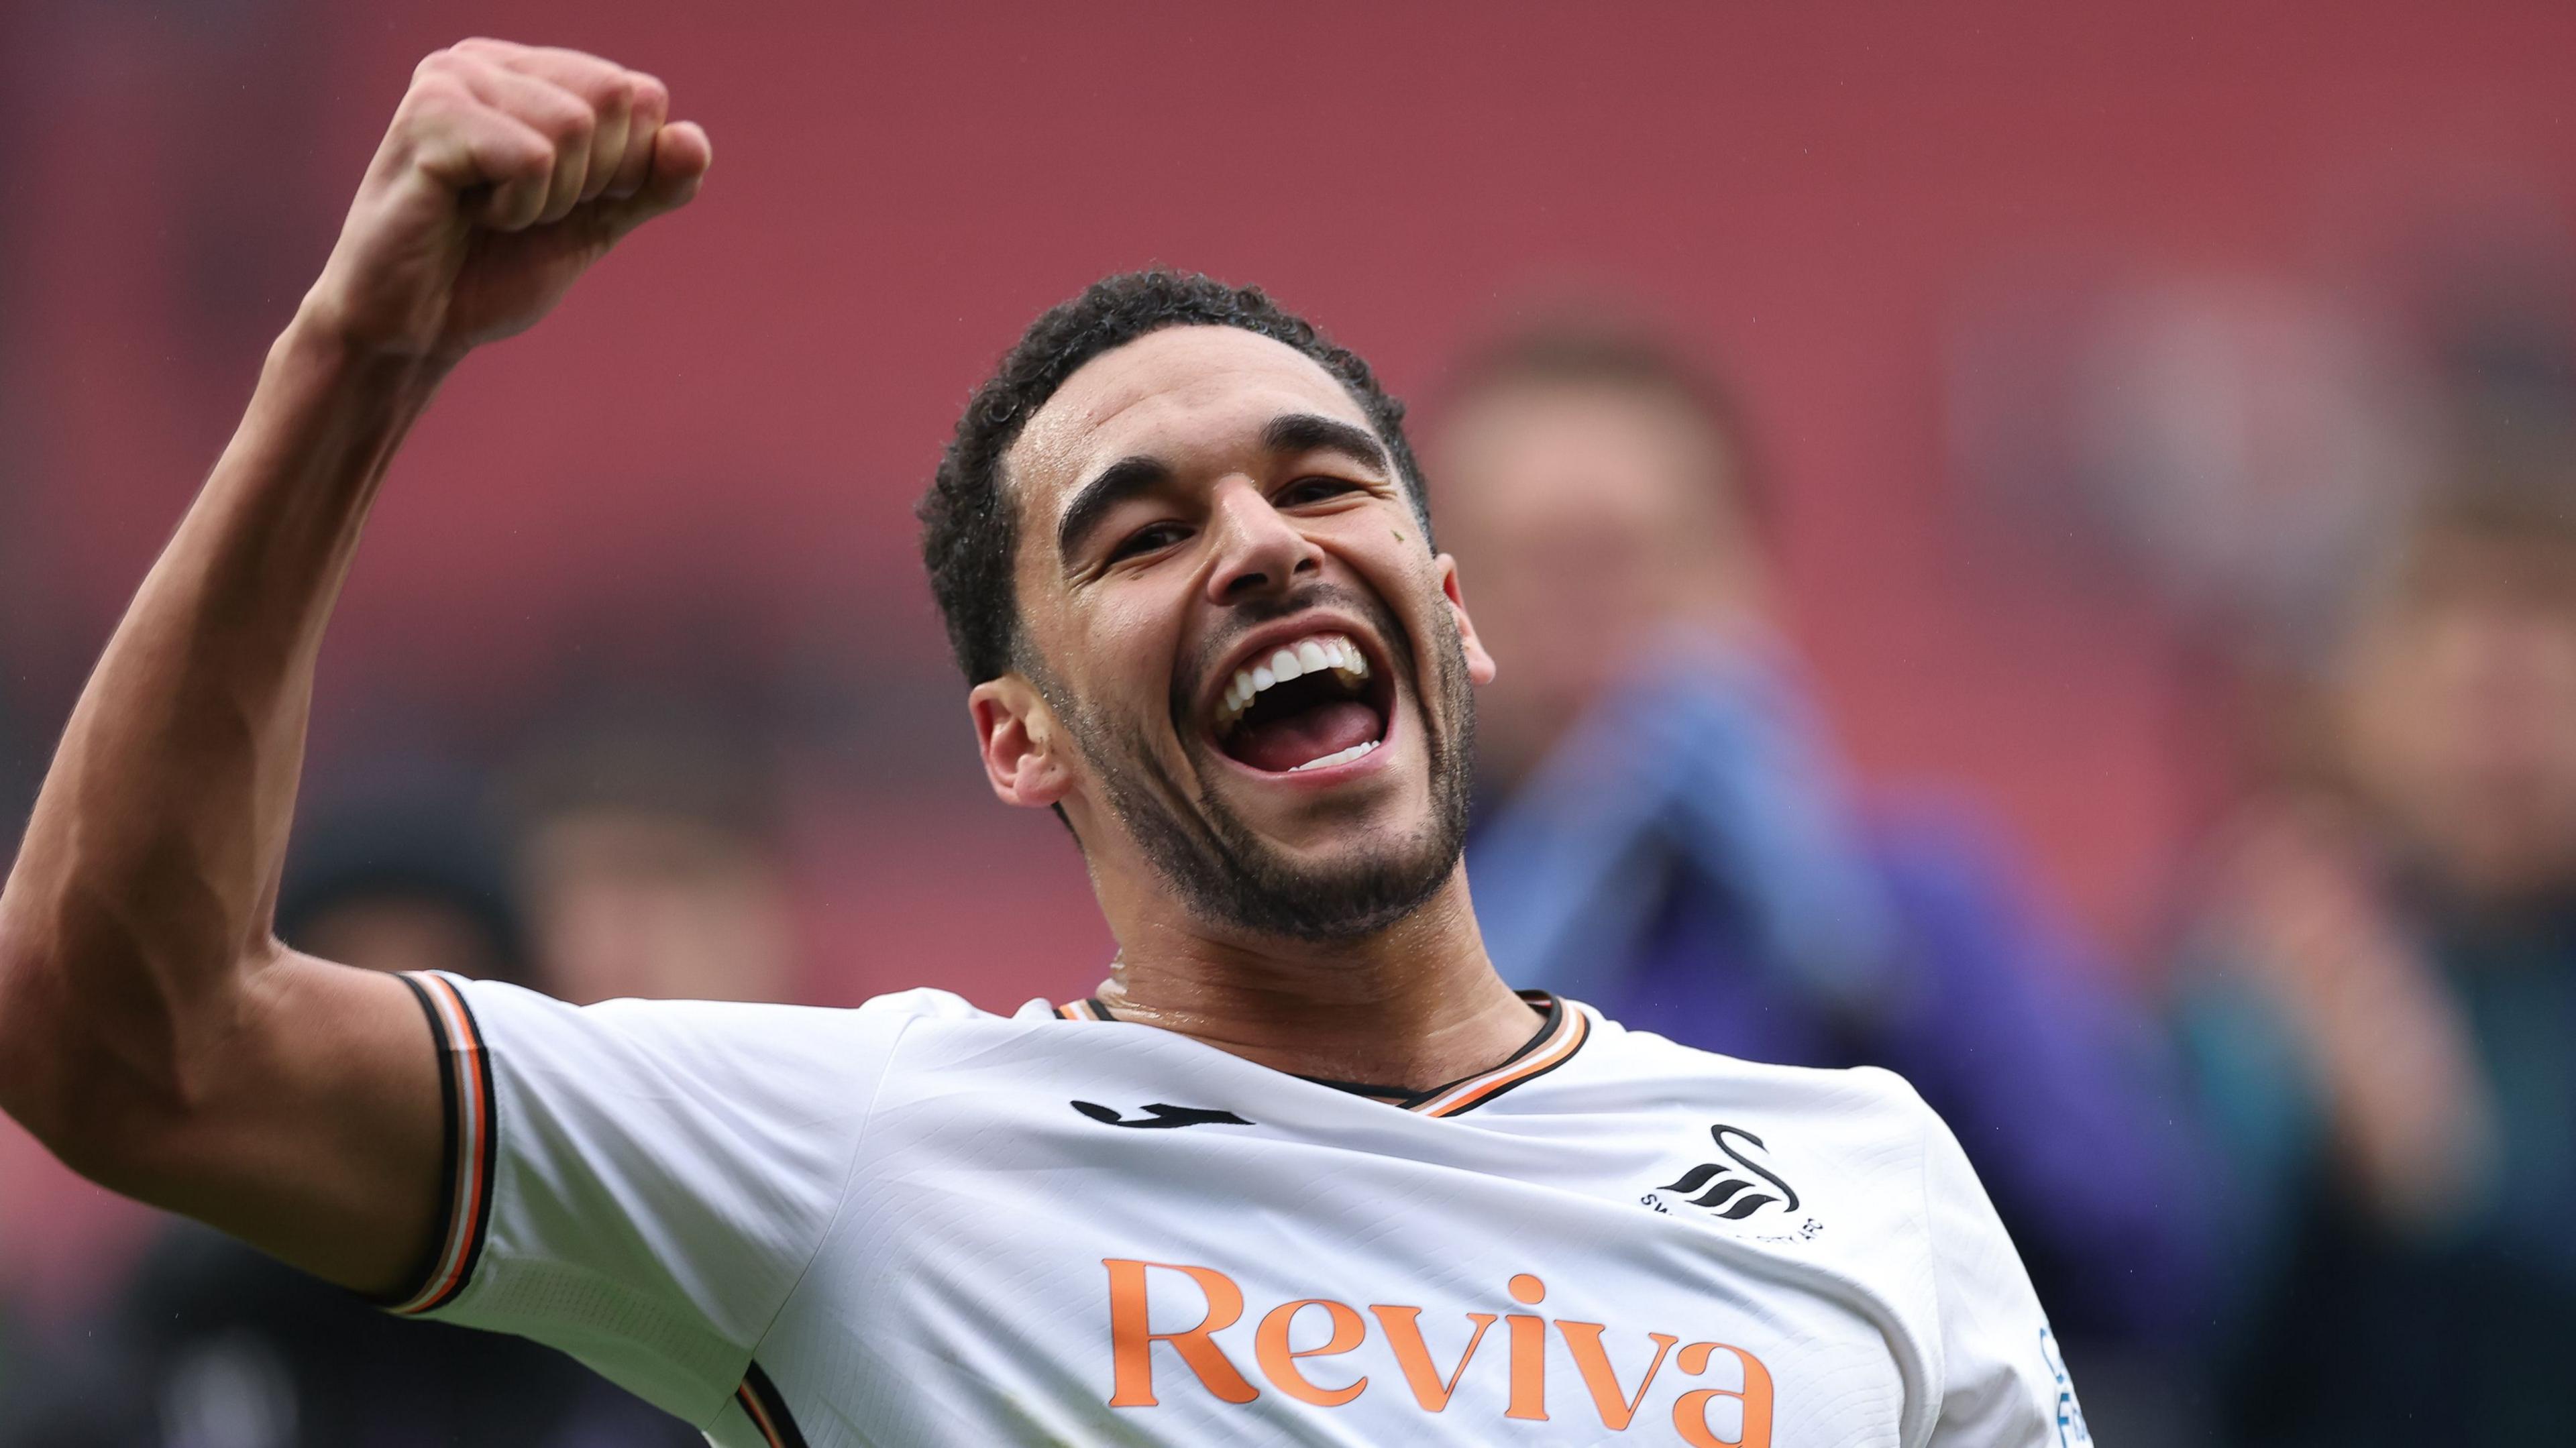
top-left (376, 972), bottom-right (918, 1427)
top-left (1919, 1100), bottom-right (2091, 1447)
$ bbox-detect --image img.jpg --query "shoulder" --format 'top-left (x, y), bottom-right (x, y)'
top-left (1590, 1007), bottom-right (1931, 1111)
top-left (1574, 1007), bottom-right (1941, 1166)
top-left (427, 976), bottom-right (1024, 1094)
top-left (445, 977), bottom-right (1000, 1034)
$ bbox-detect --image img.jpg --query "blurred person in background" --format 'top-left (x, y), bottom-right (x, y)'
top-left (1432, 320), bottom-right (2212, 1355)
top-left (0, 39), bottom-right (2084, 1441)
top-left (0, 645), bottom-right (72, 1410)
top-left (2173, 476), bottom-right (2576, 1446)
top-left (0, 787), bottom-right (700, 1448)
top-left (0, 683), bottom-right (30, 1396)
top-left (501, 702), bottom-right (798, 1007)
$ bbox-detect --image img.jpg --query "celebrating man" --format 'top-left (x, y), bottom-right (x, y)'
top-left (0, 40), bottom-right (2080, 1446)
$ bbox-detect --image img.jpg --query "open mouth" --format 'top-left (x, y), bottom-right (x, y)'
top-left (1208, 632), bottom-right (1393, 775)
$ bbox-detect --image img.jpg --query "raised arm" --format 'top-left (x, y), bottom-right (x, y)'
top-left (0, 40), bottom-right (708, 1296)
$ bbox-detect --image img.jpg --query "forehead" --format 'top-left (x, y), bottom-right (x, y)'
top-left (1006, 326), bottom-right (1375, 522)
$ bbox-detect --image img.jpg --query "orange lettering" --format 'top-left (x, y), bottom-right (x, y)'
top-left (1368, 1306), bottom-right (1497, 1412)
top-left (1556, 1321), bottom-right (1680, 1431)
top-left (1103, 1259), bottom-right (1260, 1408)
top-left (1254, 1298), bottom-right (1368, 1406)
top-left (1671, 1341), bottom-right (1775, 1448)
top-left (1505, 1274), bottom-right (1549, 1421)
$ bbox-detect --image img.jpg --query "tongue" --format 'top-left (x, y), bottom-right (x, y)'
top-left (1227, 699), bottom-right (1383, 774)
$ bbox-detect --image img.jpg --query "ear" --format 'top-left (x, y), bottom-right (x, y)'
top-left (970, 673), bottom-right (1076, 810)
top-left (1437, 553), bottom-right (1499, 686)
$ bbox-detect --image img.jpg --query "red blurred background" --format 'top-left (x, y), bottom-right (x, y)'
top-left (9, 0), bottom-right (2576, 1325)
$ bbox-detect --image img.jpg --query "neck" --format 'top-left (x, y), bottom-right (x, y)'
top-left (1090, 867), bottom-right (1540, 1091)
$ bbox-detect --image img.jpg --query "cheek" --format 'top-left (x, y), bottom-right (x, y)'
top-left (1072, 590), bottom-right (1188, 728)
top-left (1377, 557), bottom-right (1458, 658)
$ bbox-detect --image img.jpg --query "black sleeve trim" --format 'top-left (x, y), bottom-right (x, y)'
top-left (375, 972), bottom-right (496, 1315)
top-left (736, 1361), bottom-right (812, 1448)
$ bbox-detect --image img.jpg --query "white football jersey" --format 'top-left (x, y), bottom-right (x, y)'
top-left (383, 972), bottom-right (2088, 1447)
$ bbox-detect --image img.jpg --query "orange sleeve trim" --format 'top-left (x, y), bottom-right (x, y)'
top-left (383, 972), bottom-right (496, 1316)
top-left (736, 1361), bottom-right (810, 1447)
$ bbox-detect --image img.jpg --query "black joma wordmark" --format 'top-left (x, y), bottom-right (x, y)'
top-left (1071, 1101), bottom-right (1254, 1129)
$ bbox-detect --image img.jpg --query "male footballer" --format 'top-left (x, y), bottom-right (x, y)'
top-left (0, 40), bottom-right (2084, 1447)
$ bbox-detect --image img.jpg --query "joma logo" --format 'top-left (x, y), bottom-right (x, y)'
top-left (1103, 1260), bottom-right (1774, 1445)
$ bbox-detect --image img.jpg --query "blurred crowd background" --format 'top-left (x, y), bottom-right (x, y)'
top-left (9, 1), bottom-right (2576, 1444)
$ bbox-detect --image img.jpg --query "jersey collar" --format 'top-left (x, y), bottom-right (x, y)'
top-left (1051, 989), bottom-right (1588, 1117)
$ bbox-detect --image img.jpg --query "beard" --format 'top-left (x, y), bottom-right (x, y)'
top-left (1051, 584), bottom-right (1477, 943)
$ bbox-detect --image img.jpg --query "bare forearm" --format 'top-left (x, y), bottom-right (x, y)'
top-left (0, 313), bottom-right (447, 1131)
top-left (0, 41), bottom-right (705, 1289)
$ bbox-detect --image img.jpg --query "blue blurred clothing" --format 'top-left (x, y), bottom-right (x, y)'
top-left (2174, 901), bottom-right (2576, 1446)
top-left (1471, 637), bottom-right (2210, 1340)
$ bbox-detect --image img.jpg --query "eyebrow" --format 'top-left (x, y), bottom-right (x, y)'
top-left (1055, 455), bottom-right (1177, 564)
top-left (1260, 412), bottom-right (1391, 475)
top-left (1054, 412), bottom-right (1393, 565)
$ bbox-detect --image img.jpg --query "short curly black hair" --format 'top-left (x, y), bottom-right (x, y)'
top-left (918, 269), bottom-right (1429, 686)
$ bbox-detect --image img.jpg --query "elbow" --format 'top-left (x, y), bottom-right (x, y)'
top-left (0, 824), bottom-right (278, 1192)
top-left (0, 967), bottom-right (192, 1196)
top-left (0, 894), bottom-right (209, 1184)
top-left (0, 903), bottom-right (87, 1156)
top-left (0, 897), bottom-right (54, 1125)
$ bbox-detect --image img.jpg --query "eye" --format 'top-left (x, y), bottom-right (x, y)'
top-left (1108, 521), bottom-right (1190, 563)
top-left (1277, 476), bottom-right (1361, 507)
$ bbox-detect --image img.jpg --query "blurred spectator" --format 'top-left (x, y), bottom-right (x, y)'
top-left (0, 677), bottom-right (58, 1406)
top-left (0, 1308), bottom-right (19, 1441)
top-left (503, 702), bottom-right (798, 1006)
top-left (1432, 319), bottom-right (2212, 1349)
top-left (0, 681), bottom-right (32, 846)
top-left (2174, 476), bottom-right (2576, 1446)
top-left (0, 787), bottom-right (700, 1448)
top-left (276, 782), bottom-right (534, 987)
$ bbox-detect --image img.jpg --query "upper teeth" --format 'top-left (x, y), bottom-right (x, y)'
top-left (1214, 633), bottom-right (1370, 734)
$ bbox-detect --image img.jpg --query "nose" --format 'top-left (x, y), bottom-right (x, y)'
top-left (1203, 477), bottom-right (1323, 606)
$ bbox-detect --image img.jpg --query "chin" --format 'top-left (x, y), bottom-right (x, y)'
top-left (1258, 809), bottom-right (1440, 878)
top-left (1140, 771), bottom-right (1466, 944)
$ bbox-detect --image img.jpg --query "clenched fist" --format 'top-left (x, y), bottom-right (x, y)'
top-left (301, 39), bottom-right (711, 361)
